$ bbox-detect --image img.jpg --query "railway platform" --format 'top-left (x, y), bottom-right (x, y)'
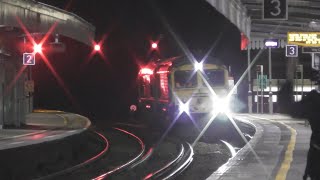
top-left (0, 110), bottom-right (91, 150)
top-left (207, 113), bottom-right (311, 180)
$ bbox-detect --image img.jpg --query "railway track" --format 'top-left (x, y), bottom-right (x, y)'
top-left (34, 130), bottom-right (109, 180)
top-left (109, 124), bottom-right (194, 180)
top-left (36, 124), bottom-right (194, 180)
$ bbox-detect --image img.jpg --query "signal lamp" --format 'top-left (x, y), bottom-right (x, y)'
top-left (94, 44), bottom-right (101, 51)
top-left (151, 42), bottom-right (158, 49)
top-left (33, 44), bottom-right (42, 54)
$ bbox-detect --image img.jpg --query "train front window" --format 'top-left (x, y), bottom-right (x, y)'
top-left (204, 69), bottom-right (225, 86)
top-left (174, 70), bottom-right (197, 88)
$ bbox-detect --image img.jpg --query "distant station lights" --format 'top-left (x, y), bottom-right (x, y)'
top-left (264, 39), bottom-right (279, 48)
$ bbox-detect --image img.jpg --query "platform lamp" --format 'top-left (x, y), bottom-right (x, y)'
top-left (49, 34), bottom-right (66, 53)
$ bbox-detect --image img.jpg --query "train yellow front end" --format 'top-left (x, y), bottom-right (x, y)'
top-left (136, 57), bottom-right (234, 125)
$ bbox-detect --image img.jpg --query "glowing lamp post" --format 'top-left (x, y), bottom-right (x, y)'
top-left (264, 39), bottom-right (277, 114)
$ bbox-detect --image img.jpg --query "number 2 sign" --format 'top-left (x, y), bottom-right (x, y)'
top-left (263, 0), bottom-right (288, 20)
top-left (23, 53), bottom-right (35, 65)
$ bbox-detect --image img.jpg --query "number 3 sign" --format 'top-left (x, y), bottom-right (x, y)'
top-left (23, 53), bottom-right (35, 65)
top-left (263, 0), bottom-right (288, 20)
top-left (286, 45), bottom-right (298, 57)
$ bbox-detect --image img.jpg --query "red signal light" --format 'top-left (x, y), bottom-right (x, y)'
top-left (33, 44), bottom-right (42, 54)
top-left (139, 68), bottom-right (154, 75)
top-left (94, 44), bottom-right (101, 51)
top-left (151, 42), bottom-right (158, 49)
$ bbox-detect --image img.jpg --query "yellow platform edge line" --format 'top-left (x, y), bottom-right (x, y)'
top-left (247, 115), bottom-right (297, 180)
top-left (275, 123), bottom-right (297, 180)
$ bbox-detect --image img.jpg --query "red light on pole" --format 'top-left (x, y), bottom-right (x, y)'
top-left (94, 44), bottom-right (101, 51)
top-left (33, 44), bottom-right (42, 54)
top-left (151, 42), bottom-right (158, 49)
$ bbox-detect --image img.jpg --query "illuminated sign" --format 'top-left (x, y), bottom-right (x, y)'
top-left (264, 39), bottom-right (279, 47)
top-left (23, 53), bottom-right (35, 65)
top-left (263, 0), bottom-right (288, 20)
top-left (287, 32), bottom-right (320, 47)
top-left (286, 45), bottom-right (298, 57)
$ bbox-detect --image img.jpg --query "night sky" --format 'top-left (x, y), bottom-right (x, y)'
top-left (33, 0), bottom-right (243, 121)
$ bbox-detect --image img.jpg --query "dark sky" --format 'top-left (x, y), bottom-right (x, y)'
top-left (34, 0), bottom-right (243, 120)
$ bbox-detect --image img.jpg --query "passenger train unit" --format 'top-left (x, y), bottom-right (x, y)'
top-left (135, 56), bottom-right (235, 124)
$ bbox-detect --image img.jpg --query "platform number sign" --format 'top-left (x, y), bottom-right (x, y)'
top-left (23, 53), bottom-right (35, 65)
top-left (263, 0), bottom-right (288, 20)
top-left (286, 45), bottom-right (298, 57)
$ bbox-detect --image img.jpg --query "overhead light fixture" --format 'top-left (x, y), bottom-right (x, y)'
top-left (309, 19), bottom-right (320, 29)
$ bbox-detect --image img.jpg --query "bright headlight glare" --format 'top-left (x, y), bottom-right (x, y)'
top-left (179, 102), bottom-right (189, 113)
top-left (194, 61), bottom-right (203, 71)
top-left (212, 97), bottom-right (230, 113)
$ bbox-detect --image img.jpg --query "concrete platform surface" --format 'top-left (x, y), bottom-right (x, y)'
top-left (207, 113), bottom-right (311, 180)
top-left (0, 110), bottom-right (91, 150)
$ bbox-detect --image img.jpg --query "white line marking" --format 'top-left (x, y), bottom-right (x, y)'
top-left (10, 141), bottom-right (24, 145)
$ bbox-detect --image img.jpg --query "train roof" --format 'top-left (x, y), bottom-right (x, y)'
top-left (155, 55), bottom-right (227, 68)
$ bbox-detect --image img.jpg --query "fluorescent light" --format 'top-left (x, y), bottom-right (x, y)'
top-left (265, 41), bottom-right (278, 47)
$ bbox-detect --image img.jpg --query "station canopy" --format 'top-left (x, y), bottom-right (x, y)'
top-left (242, 0), bottom-right (320, 38)
top-left (240, 0), bottom-right (320, 49)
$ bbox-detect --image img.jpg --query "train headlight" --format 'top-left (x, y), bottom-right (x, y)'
top-left (194, 61), bottom-right (203, 71)
top-left (212, 97), bottom-right (230, 113)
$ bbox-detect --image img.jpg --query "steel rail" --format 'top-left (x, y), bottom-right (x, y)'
top-left (143, 143), bottom-right (185, 180)
top-left (162, 143), bottom-right (194, 180)
top-left (35, 130), bottom-right (109, 180)
top-left (92, 127), bottom-right (146, 180)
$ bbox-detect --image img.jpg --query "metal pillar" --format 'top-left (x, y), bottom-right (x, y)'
top-left (296, 64), bottom-right (304, 100)
top-left (301, 65), bottom-right (304, 98)
top-left (0, 57), bottom-right (4, 129)
top-left (312, 53), bottom-right (320, 90)
top-left (261, 65), bottom-right (264, 114)
top-left (247, 48), bottom-right (252, 113)
top-left (268, 48), bottom-right (273, 114)
top-left (286, 57), bottom-right (297, 105)
top-left (256, 71), bottom-right (259, 113)
top-left (23, 37), bottom-right (33, 114)
top-left (28, 66), bottom-right (33, 113)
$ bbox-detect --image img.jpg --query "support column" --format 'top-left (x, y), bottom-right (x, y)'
top-left (268, 47), bottom-right (273, 114)
top-left (0, 57), bottom-right (4, 129)
top-left (247, 48), bottom-right (252, 113)
top-left (286, 57), bottom-right (297, 104)
top-left (287, 57), bottom-right (297, 83)
top-left (261, 66), bottom-right (264, 114)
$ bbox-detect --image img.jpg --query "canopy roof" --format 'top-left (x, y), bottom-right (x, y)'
top-left (241, 0), bottom-right (320, 39)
